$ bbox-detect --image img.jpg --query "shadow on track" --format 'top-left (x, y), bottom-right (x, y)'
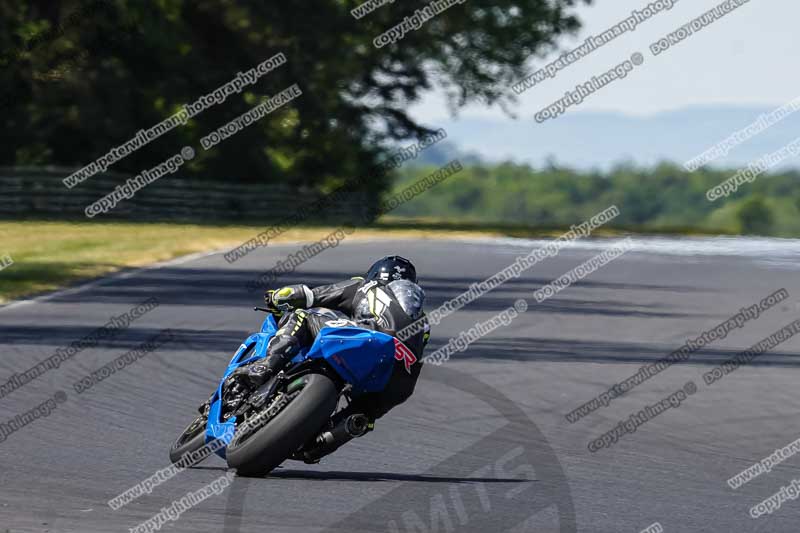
top-left (268, 470), bottom-right (533, 484)
top-left (221, 365), bottom-right (577, 533)
top-left (47, 266), bottom-right (708, 309)
top-left (182, 465), bottom-right (531, 483)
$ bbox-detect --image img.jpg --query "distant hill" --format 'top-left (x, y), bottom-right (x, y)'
top-left (412, 141), bottom-right (483, 167)
top-left (418, 106), bottom-right (800, 170)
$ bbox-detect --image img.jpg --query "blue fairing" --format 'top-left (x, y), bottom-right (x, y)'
top-left (205, 313), bottom-right (398, 458)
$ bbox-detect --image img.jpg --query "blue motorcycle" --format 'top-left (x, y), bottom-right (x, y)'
top-left (168, 307), bottom-right (402, 476)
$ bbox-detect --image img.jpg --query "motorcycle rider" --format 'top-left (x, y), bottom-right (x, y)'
top-left (226, 255), bottom-right (430, 462)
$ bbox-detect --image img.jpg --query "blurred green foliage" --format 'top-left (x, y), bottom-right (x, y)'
top-left (0, 0), bottom-right (588, 200)
top-left (392, 161), bottom-right (800, 236)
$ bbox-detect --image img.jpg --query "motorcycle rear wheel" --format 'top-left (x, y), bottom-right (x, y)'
top-left (226, 373), bottom-right (338, 477)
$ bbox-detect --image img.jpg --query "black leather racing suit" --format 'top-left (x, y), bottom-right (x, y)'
top-left (262, 277), bottom-right (430, 421)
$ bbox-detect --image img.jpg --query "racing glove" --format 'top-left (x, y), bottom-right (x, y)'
top-left (263, 290), bottom-right (283, 317)
top-left (264, 284), bottom-right (314, 314)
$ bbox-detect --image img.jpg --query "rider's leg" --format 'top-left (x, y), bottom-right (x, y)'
top-left (200, 310), bottom-right (316, 413)
top-left (233, 309), bottom-right (315, 389)
top-left (233, 308), bottom-right (357, 392)
top-left (370, 357), bottom-right (423, 418)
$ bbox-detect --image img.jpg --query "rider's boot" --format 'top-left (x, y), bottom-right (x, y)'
top-left (229, 330), bottom-right (302, 390)
top-left (198, 311), bottom-right (305, 416)
top-left (197, 378), bottom-right (250, 415)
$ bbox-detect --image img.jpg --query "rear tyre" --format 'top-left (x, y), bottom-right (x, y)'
top-left (169, 414), bottom-right (209, 465)
top-left (226, 373), bottom-right (338, 477)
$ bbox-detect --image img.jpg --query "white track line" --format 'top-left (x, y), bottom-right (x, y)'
top-left (0, 249), bottom-right (224, 313)
top-left (0, 237), bottom-right (391, 313)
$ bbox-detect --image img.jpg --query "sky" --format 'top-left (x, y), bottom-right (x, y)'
top-left (408, 0), bottom-right (798, 122)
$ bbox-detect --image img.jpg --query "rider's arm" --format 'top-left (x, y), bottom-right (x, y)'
top-left (267, 278), bottom-right (362, 313)
top-left (309, 278), bottom-right (362, 314)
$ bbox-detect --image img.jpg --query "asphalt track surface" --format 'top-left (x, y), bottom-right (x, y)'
top-left (2, 237), bottom-right (800, 532)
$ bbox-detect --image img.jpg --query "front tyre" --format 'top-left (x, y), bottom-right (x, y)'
top-left (226, 373), bottom-right (338, 477)
top-left (169, 414), bottom-right (209, 465)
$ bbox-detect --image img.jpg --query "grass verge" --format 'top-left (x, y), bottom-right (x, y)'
top-left (0, 221), bottom-right (505, 304)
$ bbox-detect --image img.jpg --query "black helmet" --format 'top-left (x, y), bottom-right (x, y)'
top-left (365, 255), bottom-right (417, 283)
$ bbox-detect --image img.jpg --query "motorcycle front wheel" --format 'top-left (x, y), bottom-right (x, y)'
top-left (168, 414), bottom-right (209, 465)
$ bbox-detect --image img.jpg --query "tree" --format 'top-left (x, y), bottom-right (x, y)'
top-left (0, 0), bottom-right (589, 197)
top-left (736, 196), bottom-right (773, 235)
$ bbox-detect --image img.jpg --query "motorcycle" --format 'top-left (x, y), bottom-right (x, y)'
top-left (168, 306), bottom-right (404, 476)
